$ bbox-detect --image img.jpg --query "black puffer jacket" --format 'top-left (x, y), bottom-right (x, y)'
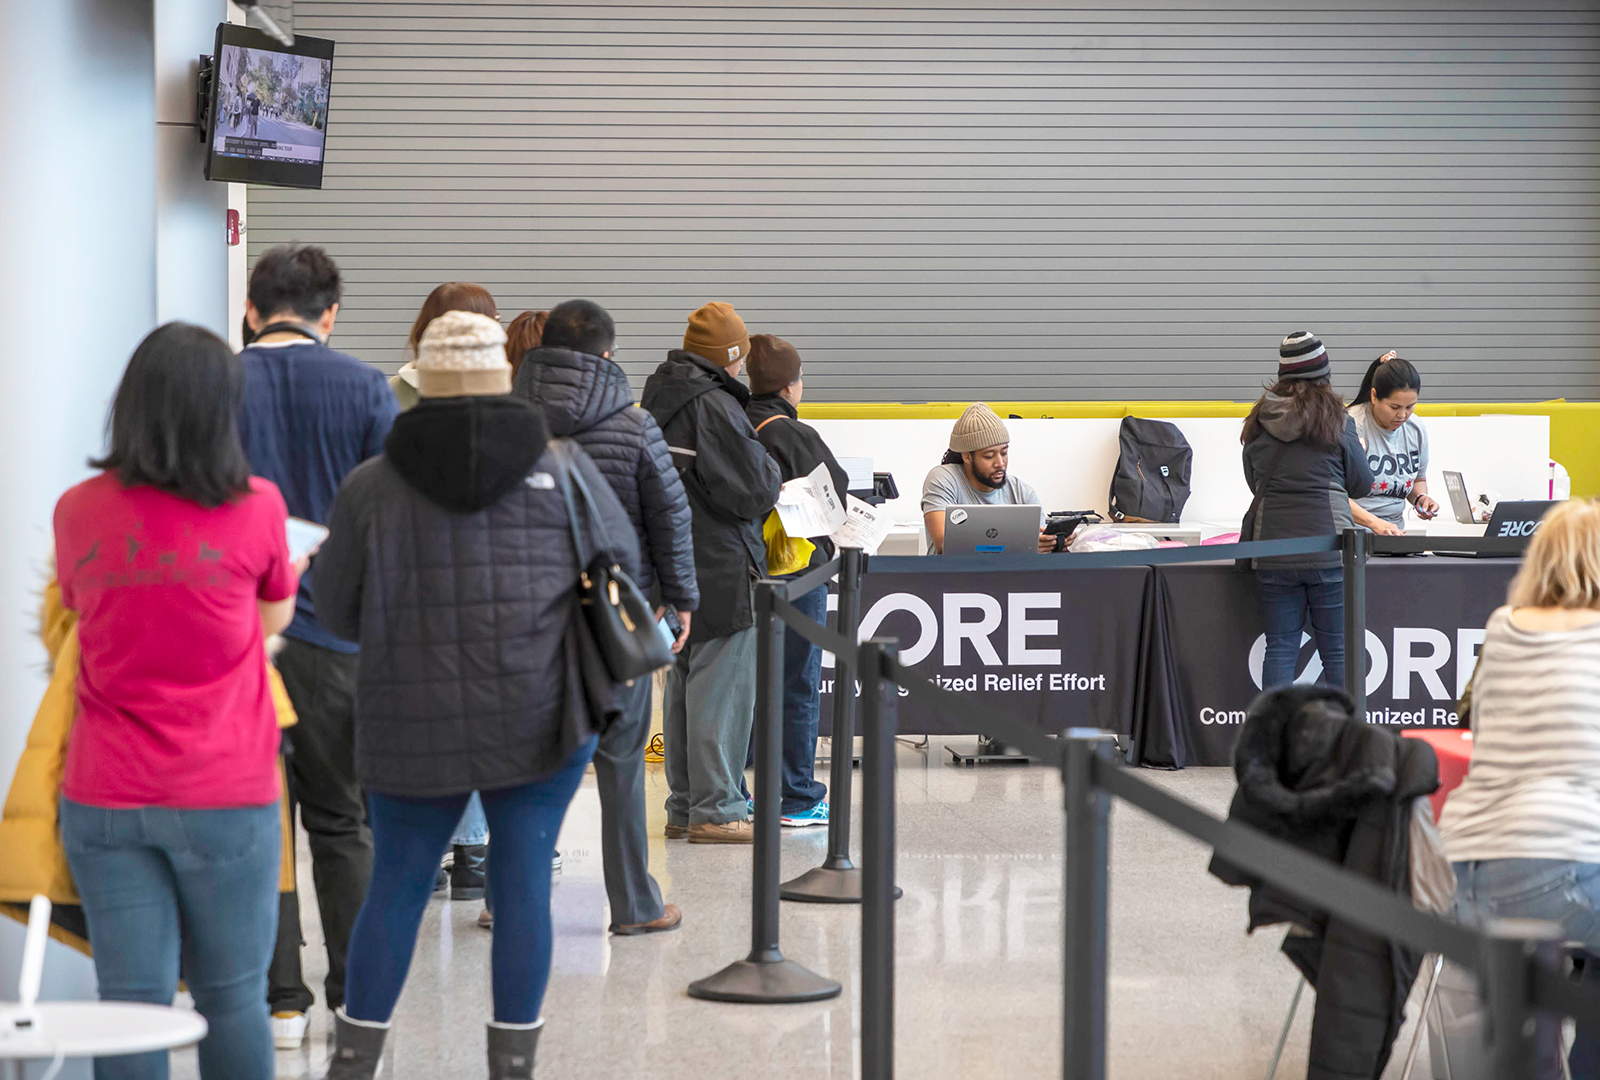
top-left (643, 350), bottom-right (782, 643)
top-left (315, 396), bottom-right (640, 797)
top-left (747, 393), bottom-right (849, 565)
top-left (1209, 686), bottom-right (1438, 1080)
top-left (1242, 398), bottom-right (1374, 569)
top-left (513, 345), bottom-right (698, 613)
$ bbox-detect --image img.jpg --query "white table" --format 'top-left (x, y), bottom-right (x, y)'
top-left (0, 1002), bottom-right (206, 1078)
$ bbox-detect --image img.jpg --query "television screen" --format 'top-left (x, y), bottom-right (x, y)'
top-left (204, 23), bottom-right (335, 189)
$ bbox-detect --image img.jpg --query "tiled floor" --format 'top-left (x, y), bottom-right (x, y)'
top-left (168, 744), bottom-right (1435, 1079)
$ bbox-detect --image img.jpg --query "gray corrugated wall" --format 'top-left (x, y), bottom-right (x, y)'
top-left (248, 1), bottom-right (1600, 402)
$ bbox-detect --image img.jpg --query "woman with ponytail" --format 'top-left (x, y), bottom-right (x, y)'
top-left (1347, 351), bottom-right (1439, 534)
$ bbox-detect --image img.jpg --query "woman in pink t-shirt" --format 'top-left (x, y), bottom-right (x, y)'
top-left (53, 323), bottom-right (301, 1080)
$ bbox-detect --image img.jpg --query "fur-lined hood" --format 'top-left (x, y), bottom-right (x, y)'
top-left (1233, 685), bottom-right (1417, 829)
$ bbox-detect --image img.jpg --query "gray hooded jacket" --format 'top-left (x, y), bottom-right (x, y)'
top-left (1241, 395), bottom-right (1374, 569)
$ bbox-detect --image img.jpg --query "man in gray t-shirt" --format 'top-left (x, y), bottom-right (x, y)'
top-left (921, 403), bottom-right (1048, 553)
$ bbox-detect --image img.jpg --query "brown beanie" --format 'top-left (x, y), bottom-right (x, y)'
top-left (683, 301), bottom-right (751, 367)
top-left (949, 403), bottom-right (1010, 453)
top-left (747, 334), bottom-right (802, 396)
top-left (416, 310), bottom-right (512, 397)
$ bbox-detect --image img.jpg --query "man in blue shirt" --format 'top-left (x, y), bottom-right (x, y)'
top-left (237, 244), bottom-right (398, 1049)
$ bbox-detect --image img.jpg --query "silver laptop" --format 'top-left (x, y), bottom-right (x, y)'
top-left (942, 504), bottom-right (1042, 556)
top-left (1442, 470), bottom-right (1477, 524)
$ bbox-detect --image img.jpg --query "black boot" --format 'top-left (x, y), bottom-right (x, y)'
top-left (450, 844), bottom-right (487, 900)
top-left (324, 1008), bottom-right (388, 1080)
top-left (487, 1019), bottom-right (542, 1079)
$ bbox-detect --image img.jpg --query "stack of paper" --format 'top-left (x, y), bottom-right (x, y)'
top-left (771, 463), bottom-right (897, 555)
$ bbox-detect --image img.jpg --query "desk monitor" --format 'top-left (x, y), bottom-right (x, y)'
top-left (942, 504), bottom-right (1042, 556)
top-left (1442, 470), bottom-right (1476, 524)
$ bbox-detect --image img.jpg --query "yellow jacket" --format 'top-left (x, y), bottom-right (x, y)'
top-left (0, 581), bottom-right (299, 906)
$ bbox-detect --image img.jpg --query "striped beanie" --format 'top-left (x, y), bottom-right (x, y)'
top-left (1278, 331), bottom-right (1330, 382)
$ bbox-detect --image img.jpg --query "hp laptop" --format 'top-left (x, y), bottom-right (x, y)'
top-left (942, 505), bottom-right (1043, 556)
top-left (1441, 470), bottom-right (1480, 525)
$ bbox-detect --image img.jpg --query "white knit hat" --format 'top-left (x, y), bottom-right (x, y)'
top-left (416, 310), bottom-right (511, 397)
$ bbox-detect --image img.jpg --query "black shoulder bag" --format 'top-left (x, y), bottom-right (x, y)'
top-left (548, 441), bottom-right (674, 688)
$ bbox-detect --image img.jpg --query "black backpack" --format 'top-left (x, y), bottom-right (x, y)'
top-left (1108, 417), bottom-right (1192, 523)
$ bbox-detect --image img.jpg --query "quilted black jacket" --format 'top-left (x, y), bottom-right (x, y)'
top-left (512, 345), bottom-right (697, 613)
top-left (642, 350), bottom-right (782, 643)
top-left (315, 396), bottom-right (640, 797)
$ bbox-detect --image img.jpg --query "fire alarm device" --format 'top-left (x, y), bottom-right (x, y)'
top-left (227, 208), bottom-right (241, 246)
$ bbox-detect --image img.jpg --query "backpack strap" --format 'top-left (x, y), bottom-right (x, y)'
top-left (754, 415), bottom-right (785, 434)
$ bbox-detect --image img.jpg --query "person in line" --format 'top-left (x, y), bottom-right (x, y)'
top-left (1241, 331), bottom-right (1374, 691)
top-left (238, 244), bottom-right (399, 1049)
top-left (390, 281), bottom-right (500, 411)
top-left (643, 302), bottom-right (782, 845)
top-left (921, 403), bottom-right (1051, 554)
top-left (745, 334), bottom-right (845, 828)
top-left (389, 284), bottom-right (506, 912)
top-left (513, 298), bottom-right (696, 933)
top-left (1347, 351), bottom-right (1439, 536)
top-left (504, 308), bottom-right (548, 384)
top-left (1440, 499), bottom-right (1600, 1075)
top-left (315, 312), bottom-right (639, 1079)
top-left (54, 323), bottom-right (303, 1080)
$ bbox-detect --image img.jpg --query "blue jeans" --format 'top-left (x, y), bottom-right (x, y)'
top-left (1256, 567), bottom-right (1345, 691)
top-left (343, 739), bottom-right (596, 1026)
top-left (741, 582), bottom-right (830, 815)
top-left (1454, 859), bottom-right (1600, 1077)
top-left (59, 798), bottom-right (280, 1080)
top-left (451, 791), bottom-right (488, 846)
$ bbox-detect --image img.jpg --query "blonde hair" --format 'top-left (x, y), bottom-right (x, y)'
top-left (1508, 499), bottom-right (1600, 610)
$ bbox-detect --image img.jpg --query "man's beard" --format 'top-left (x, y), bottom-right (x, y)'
top-left (975, 468), bottom-right (1006, 490)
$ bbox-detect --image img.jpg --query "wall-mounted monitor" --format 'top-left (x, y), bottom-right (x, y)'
top-left (204, 22), bottom-right (334, 190)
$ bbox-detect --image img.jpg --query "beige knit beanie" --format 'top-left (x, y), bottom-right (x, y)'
top-left (949, 403), bottom-right (1010, 453)
top-left (416, 310), bottom-right (512, 397)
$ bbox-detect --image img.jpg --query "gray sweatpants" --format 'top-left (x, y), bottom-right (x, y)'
top-left (595, 676), bottom-right (666, 926)
top-left (663, 625), bottom-right (758, 826)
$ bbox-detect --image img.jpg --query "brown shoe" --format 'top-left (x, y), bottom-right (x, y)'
top-left (664, 822), bottom-right (689, 839)
top-left (610, 903), bottom-right (683, 936)
top-left (478, 906), bottom-right (494, 930)
top-left (688, 820), bottom-right (754, 845)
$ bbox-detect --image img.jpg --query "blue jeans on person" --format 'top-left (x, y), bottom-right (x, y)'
top-left (1256, 566), bottom-right (1345, 691)
top-left (741, 581), bottom-right (829, 815)
top-left (1453, 859), bottom-right (1600, 1078)
top-left (59, 798), bottom-right (281, 1080)
top-left (343, 739), bottom-right (596, 1026)
top-left (450, 791), bottom-right (488, 846)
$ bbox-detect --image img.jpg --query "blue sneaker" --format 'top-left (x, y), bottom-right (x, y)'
top-left (781, 801), bottom-right (829, 828)
top-left (747, 797), bottom-right (755, 818)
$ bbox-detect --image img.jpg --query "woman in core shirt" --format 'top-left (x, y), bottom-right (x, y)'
top-left (53, 323), bottom-right (303, 1080)
top-left (1441, 500), bottom-right (1600, 953)
top-left (1346, 352), bottom-right (1439, 535)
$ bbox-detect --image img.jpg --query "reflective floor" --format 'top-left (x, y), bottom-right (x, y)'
top-left (168, 742), bottom-right (1433, 1079)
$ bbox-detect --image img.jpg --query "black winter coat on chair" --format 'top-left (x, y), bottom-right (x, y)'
top-left (1209, 685), bottom-right (1439, 1080)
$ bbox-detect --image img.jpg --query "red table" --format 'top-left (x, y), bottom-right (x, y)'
top-left (1402, 729), bottom-right (1474, 820)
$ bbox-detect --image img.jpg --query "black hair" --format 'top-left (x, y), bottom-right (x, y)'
top-left (248, 243), bottom-right (343, 322)
top-left (240, 315), bottom-right (257, 347)
top-left (1354, 354), bottom-right (1421, 407)
top-left (941, 449), bottom-right (963, 466)
top-left (90, 323), bottom-right (253, 508)
top-left (540, 299), bottom-right (616, 357)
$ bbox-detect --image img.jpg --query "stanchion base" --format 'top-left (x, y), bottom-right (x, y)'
top-left (946, 738), bottom-right (1034, 766)
top-left (780, 866), bottom-right (904, 904)
top-left (688, 956), bottom-right (843, 1004)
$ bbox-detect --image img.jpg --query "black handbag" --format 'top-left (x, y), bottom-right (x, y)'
top-left (548, 441), bottom-right (674, 685)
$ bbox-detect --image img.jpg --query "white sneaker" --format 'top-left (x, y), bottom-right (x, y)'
top-left (271, 1010), bottom-right (308, 1050)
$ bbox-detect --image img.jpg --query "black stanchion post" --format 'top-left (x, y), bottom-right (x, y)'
top-left (1341, 527), bottom-right (1368, 716)
top-left (860, 639), bottom-right (898, 1080)
top-left (688, 581), bottom-right (842, 1005)
top-left (1481, 919), bottom-right (1563, 1079)
top-left (783, 548), bottom-right (901, 905)
top-left (1062, 730), bottom-right (1111, 1080)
